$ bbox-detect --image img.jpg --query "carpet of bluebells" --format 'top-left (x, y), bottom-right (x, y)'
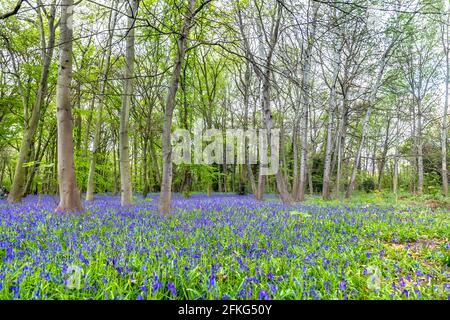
top-left (0, 193), bottom-right (449, 300)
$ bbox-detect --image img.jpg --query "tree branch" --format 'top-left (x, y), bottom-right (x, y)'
top-left (0, 0), bottom-right (25, 20)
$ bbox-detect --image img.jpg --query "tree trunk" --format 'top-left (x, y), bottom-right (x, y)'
top-left (259, 71), bottom-right (292, 203)
top-left (86, 1), bottom-right (118, 201)
top-left (297, 108), bottom-right (308, 201)
top-left (158, 0), bottom-right (196, 214)
top-left (113, 139), bottom-right (118, 195)
top-left (142, 137), bottom-right (149, 198)
top-left (334, 96), bottom-right (349, 199)
top-left (417, 100), bottom-right (424, 194)
top-left (292, 123), bottom-right (299, 197)
top-left (82, 97), bottom-right (95, 159)
top-left (346, 49), bottom-right (390, 198)
top-left (256, 174), bottom-right (265, 200)
top-left (0, 161), bottom-right (5, 186)
top-left (441, 13), bottom-right (449, 196)
top-left (308, 161), bottom-right (313, 194)
top-left (377, 118), bottom-right (391, 190)
top-left (149, 135), bottom-right (161, 187)
top-left (119, 0), bottom-right (137, 206)
top-left (295, 1), bottom-right (319, 202)
top-left (75, 81), bottom-right (82, 152)
top-left (8, 5), bottom-right (56, 203)
top-left (255, 4), bottom-right (292, 203)
top-left (393, 104), bottom-right (400, 196)
top-left (243, 60), bottom-right (256, 194)
top-left (322, 42), bottom-right (340, 199)
top-left (25, 123), bottom-right (56, 194)
top-left (55, 0), bottom-right (82, 212)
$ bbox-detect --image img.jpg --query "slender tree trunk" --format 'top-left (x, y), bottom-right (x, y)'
top-left (292, 123), bottom-right (299, 197)
top-left (260, 71), bottom-right (292, 203)
top-left (417, 99), bottom-right (424, 194)
top-left (297, 108), bottom-right (308, 201)
top-left (119, 0), bottom-right (137, 206)
top-left (371, 137), bottom-right (377, 178)
top-left (255, 4), bottom-right (292, 203)
top-left (23, 124), bottom-right (41, 195)
top-left (243, 61), bottom-right (256, 194)
top-left (0, 161), bottom-right (5, 186)
top-left (346, 50), bottom-right (389, 198)
top-left (83, 97), bottom-right (95, 159)
top-left (86, 1), bottom-right (118, 201)
top-left (322, 43), bottom-right (340, 199)
top-left (149, 135), bottom-right (160, 187)
top-left (55, 0), bottom-right (82, 212)
top-left (25, 123), bottom-right (56, 194)
top-left (222, 105), bottom-right (228, 193)
top-left (296, 1), bottom-right (319, 202)
top-left (8, 6), bottom-right (56, 203)
top-left (75, 82), bottom-right (82, 152)
top-left (393, 104), bottom-right (400, 196)
top-left (334, 97), bottom-right (348, 199)
top-left (377, 118), bottom-right (391, 190)
top-left (441, 14), bottom-right (449, 196)
top-left (158, 0), bottom-right (196, 214)
top-left (85, 107), bottom-right (101, 200)
top-left (346, 107), bottom-right (371, 198)
top-left (142, 137), bottom-right (149, 198)
top-left (294, 2), bottom-right (319, 201)
top-left (113, 138), bottom-right (118, 195)
top-left (280, 118), bottom-right (289, 188)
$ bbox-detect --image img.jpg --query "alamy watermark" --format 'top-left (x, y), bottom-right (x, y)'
top-left (171, 120), bottom-right (280, 175)
top-left (66, 265), bottom-right (83, 290)
top-left (366, 266), bottom-right (381, 290)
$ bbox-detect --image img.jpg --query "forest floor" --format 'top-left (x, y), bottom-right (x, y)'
top-left (0, 192), bottom-right (449, 300)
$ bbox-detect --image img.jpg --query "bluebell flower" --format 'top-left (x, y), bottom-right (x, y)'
top-left (151, 275), bottom-right (162, 294)
top-left (167, 282), bottom-right (176, 297)
top-left (338, 280), bottom-right (346, 291)
top-left (236, 288), bottom-right (246, 299)
top-left (258, 289), bottom-right (270, 300)
top-left (9, 285), bottom-right (19, 299)
top-left (268, 283), bottom-right (277, 294)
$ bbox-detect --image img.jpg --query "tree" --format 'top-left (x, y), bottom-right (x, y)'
top-left (398, 11), bottom-right (440, 195)
top-left (321, 7), bottom-right (341, 200)
top-left (85, 0), bottom-right (119, 201)
top-left (7, 1), bottom-right (57, 203)
top-left (55, 0), bottom-right (82, 212)
top-left (237, 0), bottom-right (292, 203)
top-left (158, 0), bottom-right (206, 214)
top-left (119, 0), bottom-right (138, 206)
top-left (440, 2), bottom-right (449, 196)
top-left (293, 0), bottom-right (320, 202)
top-left (346, 38), bottom-right (396, 198)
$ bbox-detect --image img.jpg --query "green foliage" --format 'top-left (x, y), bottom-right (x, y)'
top-left (361, 178), bottom-right (376, 193)
top-left (443, 253), bottom-right (450, 268)
top-left (182, 190), bottom-right (192, 198)
top-left (289, 210), bottom-right (312, 219)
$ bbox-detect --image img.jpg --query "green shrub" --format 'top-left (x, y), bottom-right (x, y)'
top-left (182, 190), bottom-right (192, 198)
top-left (361, 178), bottom-right (375, 193)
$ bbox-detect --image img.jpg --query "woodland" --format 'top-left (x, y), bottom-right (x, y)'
top-left (0, 0), bottom-right (449, 300)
